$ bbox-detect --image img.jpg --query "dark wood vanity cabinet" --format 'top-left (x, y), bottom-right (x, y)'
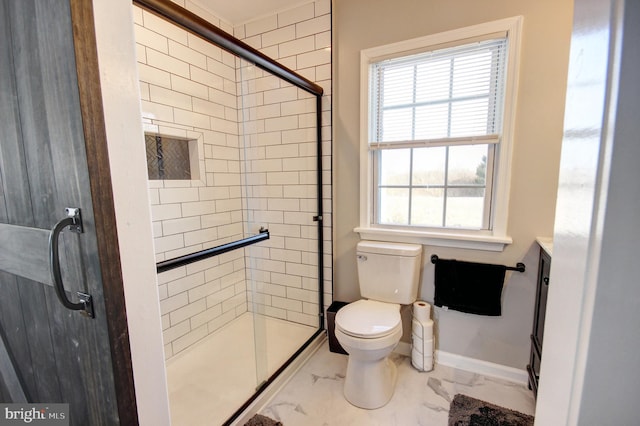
top-left (527, 246), bottom-right (551, 397)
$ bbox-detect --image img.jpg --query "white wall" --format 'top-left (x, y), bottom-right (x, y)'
top-left (536, 0), bottom-right (640, 423)
top-left (333, 0), bottom-right (574, 368)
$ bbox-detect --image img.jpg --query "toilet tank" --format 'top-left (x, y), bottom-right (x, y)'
top-left (356, 241), bottom-right (422, 304)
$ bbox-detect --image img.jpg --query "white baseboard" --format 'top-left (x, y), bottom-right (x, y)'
top-left (435, 350), bottom-right (529, 385)
top-left (394, 342), bottom-right (528, 385)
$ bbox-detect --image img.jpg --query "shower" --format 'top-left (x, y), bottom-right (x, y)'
top-left (132, 0), bottom-right (331, 423)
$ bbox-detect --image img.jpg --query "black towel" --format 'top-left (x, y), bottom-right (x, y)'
top-left (434, 259), bottom-right (506, 316)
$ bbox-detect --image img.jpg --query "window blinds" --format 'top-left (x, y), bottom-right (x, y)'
top-left (370, 37), bottom-right (508, 149)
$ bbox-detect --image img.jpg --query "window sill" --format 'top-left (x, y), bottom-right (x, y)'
top-left (354, 227), bottom-right (512, 252)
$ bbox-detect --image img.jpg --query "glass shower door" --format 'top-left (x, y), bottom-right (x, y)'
top-left (133, 0), bottom-right (325, 421)
top-left (239, 58), bottom-right (321, 390)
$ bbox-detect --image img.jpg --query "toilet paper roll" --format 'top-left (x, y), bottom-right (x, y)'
top-left (412, 319), bottom-right (423, 339)
top-left (422, 355), bottom-right (434, 372)
top-left (411, 348), bottom-right (424, 370)
top-left (413, 301), bottom-right (431, 322)
top-left (422, 320), bottom-right (433, 338)
top-left (412, 348), bottom-right (434, 372)
top-left (412, 318), bottom-right (433, 339)
top-left (412, 332), bottom-right (423, 354)
top-left (423, 338), bottom-right (434, 356)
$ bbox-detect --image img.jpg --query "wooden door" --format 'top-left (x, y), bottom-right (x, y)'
top-left (0, 0), bottom-right (137, 424)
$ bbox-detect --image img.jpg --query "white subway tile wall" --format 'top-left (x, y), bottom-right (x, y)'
top-left (134, 0), bottom-right (332, 360)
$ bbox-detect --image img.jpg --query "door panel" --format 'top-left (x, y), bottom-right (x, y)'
top-left (0, 0), bottom-right (137, 424)
top-left (0, 0), bottom-right (63, 403)
top-left (0, 325), bottom-right (27, 402)
top-left (0, 225), bottom-right (53, 285)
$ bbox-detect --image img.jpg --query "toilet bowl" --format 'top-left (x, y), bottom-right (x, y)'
top-left (334, 241), bottom-right (422, 409)
top-left (335, 299), bottom-right (402, 409)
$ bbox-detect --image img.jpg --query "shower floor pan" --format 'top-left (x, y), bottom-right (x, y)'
top-left (165, 312), bottom-right (316, 425)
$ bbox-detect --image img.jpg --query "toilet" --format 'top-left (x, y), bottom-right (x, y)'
top-left (335, 241), bottom-right (422, 409)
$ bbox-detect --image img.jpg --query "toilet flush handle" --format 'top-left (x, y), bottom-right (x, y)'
top-left (357, 255), bottom-right (367, 261)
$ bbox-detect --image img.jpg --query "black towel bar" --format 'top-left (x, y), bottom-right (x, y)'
top-left (430, 254), bottom-right (525, 273)
top-left (156, 228), bottom-right (270, 274)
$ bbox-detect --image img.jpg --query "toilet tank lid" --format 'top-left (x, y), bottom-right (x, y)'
top-left (357, 241), bottom-right (422, 257)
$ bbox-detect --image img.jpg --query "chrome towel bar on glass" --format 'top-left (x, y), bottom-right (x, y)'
top-left (430, 254), bottom-right (525, 273)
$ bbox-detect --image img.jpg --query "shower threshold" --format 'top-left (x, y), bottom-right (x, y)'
top-left (165, 312), bottom-right (319, 425)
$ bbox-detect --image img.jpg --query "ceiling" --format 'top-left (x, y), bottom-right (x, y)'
top-left (193, 0), bottom-right (308, 26)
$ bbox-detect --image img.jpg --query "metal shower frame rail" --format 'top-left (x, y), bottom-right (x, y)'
top-left (134, 1), bottom-right (326, 424)
top-left (133, 0), bottom-right (324, 96)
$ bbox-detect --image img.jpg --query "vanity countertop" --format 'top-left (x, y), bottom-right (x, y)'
top-left (536, 237), bottom-right (553, 257)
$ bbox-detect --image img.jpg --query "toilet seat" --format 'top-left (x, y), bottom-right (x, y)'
top-left (335, 299), bottom-right (401, 339)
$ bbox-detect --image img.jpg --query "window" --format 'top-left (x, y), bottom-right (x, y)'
top-left (358, 17), bottom-right (522, 250)
top-left (145, 134), bottom-right (198, 180)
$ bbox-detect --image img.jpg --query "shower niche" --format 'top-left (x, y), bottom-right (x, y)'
top-left (133, 0), bottom-right (327, 424)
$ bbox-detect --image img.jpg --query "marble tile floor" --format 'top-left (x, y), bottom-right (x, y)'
top-left (165, 312), bottom-right (316, 426)
top-left (259, 343), bottom-right (536, 425)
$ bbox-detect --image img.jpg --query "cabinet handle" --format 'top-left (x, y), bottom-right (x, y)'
top-left (543, 277), bottom-right (549, 285)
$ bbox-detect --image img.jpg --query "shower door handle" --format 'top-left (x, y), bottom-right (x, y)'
top-left (48, 207), bottom-right (94, 318)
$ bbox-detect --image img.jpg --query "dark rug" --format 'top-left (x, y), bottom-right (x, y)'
top-left (448, 394), bottom-right (534, 426)
top-left (243, 413), bottom-right (282, 426)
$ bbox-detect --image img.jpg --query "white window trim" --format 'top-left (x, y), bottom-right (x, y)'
top-left (357, 16), bottom-right (523, 251)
